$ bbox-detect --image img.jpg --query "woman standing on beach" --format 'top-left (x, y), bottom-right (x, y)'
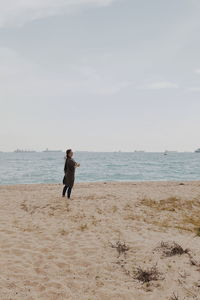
top-left (62, 149), bottom-right (80, 199)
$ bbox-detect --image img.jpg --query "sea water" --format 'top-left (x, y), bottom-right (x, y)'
top-left (0, 151), bottom-right (200, 185)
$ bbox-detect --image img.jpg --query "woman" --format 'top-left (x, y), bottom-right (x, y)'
top-left (62, 149), bottom-right (80, 199)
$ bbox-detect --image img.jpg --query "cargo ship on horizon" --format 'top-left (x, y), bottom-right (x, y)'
top-left (195, 148), bottom-right (200, 153)
top-left (14, 149), bottom-right (36, 153)
top-left (43, 148), bottom-right (62, 153)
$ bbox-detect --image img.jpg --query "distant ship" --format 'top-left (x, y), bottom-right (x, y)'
top-left (14, 149), bottom-right (36, 153)
top-left (195, 148), bottom-right (200, 153)
top-left (164, 150), bottom-right (178, 155)
top-left (43, 148), bottom-right (62, 153)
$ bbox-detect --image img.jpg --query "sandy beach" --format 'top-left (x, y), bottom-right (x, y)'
top-left (1, 181), bottom-right (200, 300)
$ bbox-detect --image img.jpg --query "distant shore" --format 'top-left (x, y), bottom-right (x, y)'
top-left (1, 181), bottom-right (200, 299)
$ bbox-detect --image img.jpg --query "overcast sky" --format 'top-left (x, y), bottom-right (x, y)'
top-left (1, 0), bottom-right (200, 152)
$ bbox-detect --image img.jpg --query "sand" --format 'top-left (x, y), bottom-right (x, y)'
top-left (1, 181), bottom-right (200, 300)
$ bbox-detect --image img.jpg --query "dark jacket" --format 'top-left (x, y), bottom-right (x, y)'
top-left (63, 158), bottom-right (76, 188)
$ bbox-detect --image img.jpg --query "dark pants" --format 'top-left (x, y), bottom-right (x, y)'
top-left (62, 186), bottom-right (72, 198)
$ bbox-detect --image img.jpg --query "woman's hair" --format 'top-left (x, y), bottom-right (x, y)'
top-left (66, 149), bottom-right (72, 159)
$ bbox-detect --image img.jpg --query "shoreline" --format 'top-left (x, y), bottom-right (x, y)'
top-left (1, 179), bottom-right (200, 187)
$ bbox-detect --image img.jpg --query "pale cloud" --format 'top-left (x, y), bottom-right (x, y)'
top-left (0, 0), bottom-right (116, 28)
top-left (0, 47), bottom-right (127, 99)
top-left (89, 81), bottom-right (131, 95)
top-left (187, 87), bottom-right (200, 92)
top-left (138, 81), bottom-right (179, 90)
top-left (195, 69), bottom-right (200, 74)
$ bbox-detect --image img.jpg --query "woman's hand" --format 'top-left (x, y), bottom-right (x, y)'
top-left (76, 163), bottom-right (80, 167)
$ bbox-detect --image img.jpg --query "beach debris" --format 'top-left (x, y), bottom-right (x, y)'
top-left (156, 241), bottom-right (189, 257)
top-left (111, 241), bottom-right (130, 256)
top-left (195, 227), bottom-right (200, 237)
top-left (79, 224), bottom-right (88, 231)
top-left (134, 264), bottom-right (162, 283)
top-left (189, 257), bottom-right (198, 266)
top-left (169, 292), bottom-right (181, 300)
top-left (188, 254), bottom-right (200, 270)
top-left (20, 201), bottom-right (29, 212)
top-left (59, 229), bottom-right (69, 236)
top-left (156, 241), bottom-right (200, 271)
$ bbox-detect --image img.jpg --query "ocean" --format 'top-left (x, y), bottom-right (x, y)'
top-left (0, 151), bottom-right (200, 185)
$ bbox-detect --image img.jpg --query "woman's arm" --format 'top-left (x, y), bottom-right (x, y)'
top-left (67, 159), bottom-right (80, 171)
top-left (68, 159), bottom-right (76, 171)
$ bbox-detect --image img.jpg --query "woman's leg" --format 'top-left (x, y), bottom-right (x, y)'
top-left (67, 187), bottom-right (72, 199)
top-left (62, 185), bottom-right (68, 197)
